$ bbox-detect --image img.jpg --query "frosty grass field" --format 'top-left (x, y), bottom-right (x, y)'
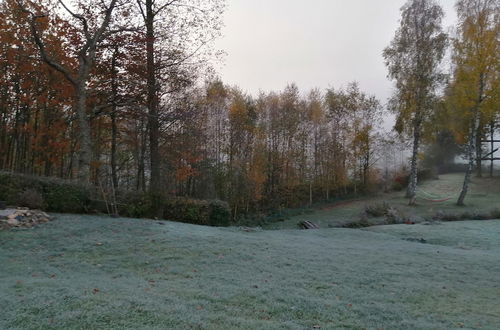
top-left (1, 211), bottom-right (500, 329)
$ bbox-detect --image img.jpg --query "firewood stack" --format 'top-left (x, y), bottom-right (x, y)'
top-left (0, 207), bottom-right (53, 230)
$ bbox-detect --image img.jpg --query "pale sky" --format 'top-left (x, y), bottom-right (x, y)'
top-left (215, 0), bottom-right (458, 106)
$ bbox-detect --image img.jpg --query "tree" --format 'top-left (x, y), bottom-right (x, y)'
top-left (0, 0), bottom-right (73, 176)
top-left (135, 0), bottom-right (224, 215)
top-left (383, 0), bottom-right (447, 205)
top-left (451, 0), bottom-right (499, 205)
top-left (19, 0), bottom-right (130, 183)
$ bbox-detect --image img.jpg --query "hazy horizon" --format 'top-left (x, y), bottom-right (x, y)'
top-left (215, 0), bottom-right (458, 107)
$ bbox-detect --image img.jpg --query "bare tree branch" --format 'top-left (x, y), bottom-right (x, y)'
top-left (57, 0), bottom-right (90, 39)
top-left (18, 5), bottom-right (77, 85)
top-left (136, 0), bottom-right (146, 21)
top-left (153, 0), bottom-right (178, 16)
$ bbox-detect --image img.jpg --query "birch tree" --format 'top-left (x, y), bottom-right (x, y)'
top-left (383, 0), bottom-right (447, 205)
top-left (452, 0), bottom-right (499, 206)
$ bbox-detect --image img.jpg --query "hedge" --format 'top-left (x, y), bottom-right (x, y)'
top-left (0, 171), bottom-right (232, 227)
top-left (0, 171), bottom-right (91, 213)
top-left (163, 197), bottom-right (231, 227)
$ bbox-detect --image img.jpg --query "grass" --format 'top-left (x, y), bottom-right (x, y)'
top-left (1, 214), bottom-right (500, 329)
top-left (265, 173), bottom-right (500, 229)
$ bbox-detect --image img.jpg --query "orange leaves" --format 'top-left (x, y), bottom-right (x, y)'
top-left (174, 151), bottom-right (203, 183)
top-left (175, 165), bottom-right (198, 182)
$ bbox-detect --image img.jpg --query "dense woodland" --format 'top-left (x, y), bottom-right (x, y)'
top-left (0, 0), bottom-right (498, 219)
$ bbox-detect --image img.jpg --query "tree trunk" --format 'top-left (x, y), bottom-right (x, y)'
top-left (406, 118), bottom-right (421, 206)
top-left (75, 83), bottom-right (92, 183)
top-left (137, 117), bottom-right (147, 192)
top-left (145, 0), bottom-right (163, 216)
top-left (457, 109), bottom-right (481, 206)
top-left (111, 109), bottom-right (118, 189)
top-left (110, 48), bottom-right (119, 190)
top-left (458, 73), bottom-right (485, 205)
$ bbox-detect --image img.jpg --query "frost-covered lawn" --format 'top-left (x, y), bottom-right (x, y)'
top-left (1, 215), bottom-right (500, 329)
top-left (267, 173), bottom-right (500, 229)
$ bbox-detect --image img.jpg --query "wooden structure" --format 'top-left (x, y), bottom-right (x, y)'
top-left (479, 121), bottom-right (499, 177)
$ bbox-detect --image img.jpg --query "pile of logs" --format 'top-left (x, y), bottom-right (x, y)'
top-left (0, 207), bottom-right (53, 230)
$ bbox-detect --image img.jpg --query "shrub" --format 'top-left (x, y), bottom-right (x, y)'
top-left (432, 211), bottom-right (460, 222)
top-left (117, 191), bottom-right (153, 218)
top-left (0, 171), bottom-right (91, 213)
top-left (490, 208), bottom-right (500, 219)
top-left (391, 181), bottom-right (404, 191)
top-left (364, 202), bottom-right (406, 224)
top-left (343, 217), bottom-right (371, 228)
top-left (42, 180), bottom-right (91, 213)
top-left (432, 210), bottom-right (497, 222)
top-left (417, 168), bottom-right (435, 181)
top-left (0, 172), bottom-right (35, 205)
top-left (0, 171), bottom-right (231, 226)
top-left (364, 202), bottom-right (390, 217)
top-left (393, 174), bottom-right (409, 190)
top-left (17, 189), bottom-right (46, 209)
top-left (385, 207), bottom-right (405, 224)
top-left (208, 199), bottom-right (231, 226)
top-left (163, 197), bottom-right (231, 226)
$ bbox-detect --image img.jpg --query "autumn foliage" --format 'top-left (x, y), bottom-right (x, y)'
top-left (1, 0), bottom-right (497, 220)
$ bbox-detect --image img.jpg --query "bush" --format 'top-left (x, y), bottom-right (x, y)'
top-left (42, 181), bottom-right (91, 213)
top-left (432, 210), bottom-right (498, 222)
top-left (0, 171), bottom-right (231, 226)
top-left (364, 202), bottom-right (391, 217)
top-left (385, 207), bottom-right (406, 224)
top-left (0, 171), bottom-right (91, 212)
top-left (418, 168), bottom-right (436, 181)
top-left (117, 191), bottom-right (153, 218)
top-left (393, 174), bottom-right (409, 191)
top-left (163, 197), bottom-right (231, 226)
top-left (343, 217), bottom-right (371, 228)
top-left (17, 189), bottom-right (46, 209)
top-left (0, 172), bottom-right (36, 205)
top-left (490, 208), bottom-right (500, 219)
top-left (391, 181), bottom-right (405, 191)
top-left (208, 199), bottom-right (231, 226)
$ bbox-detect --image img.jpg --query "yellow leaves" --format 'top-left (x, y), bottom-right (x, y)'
top-left (247, 146), bottom-right (267, 201)
top-left (309, 100), bottom-right (324, 123)
top-left (228, 96), bottom-right (247, 125)
top-left (308, 89), bottom-right (324, 124)
top-left (206, 80), bottom-right (227, 100)
top-left (448, 0), bottom-right (499, 139)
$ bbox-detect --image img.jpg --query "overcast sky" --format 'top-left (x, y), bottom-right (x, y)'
top-left (214, 0), bottom-right (458, 106)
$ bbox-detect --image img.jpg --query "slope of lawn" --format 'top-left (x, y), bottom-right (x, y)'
top-left (266, 173), bottom-right (500, 229)
top-left (1, 214), bottom-right (500, 329)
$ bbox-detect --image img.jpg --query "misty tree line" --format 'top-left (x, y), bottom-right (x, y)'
top-left (0, 0), bottom-right (498, 216)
